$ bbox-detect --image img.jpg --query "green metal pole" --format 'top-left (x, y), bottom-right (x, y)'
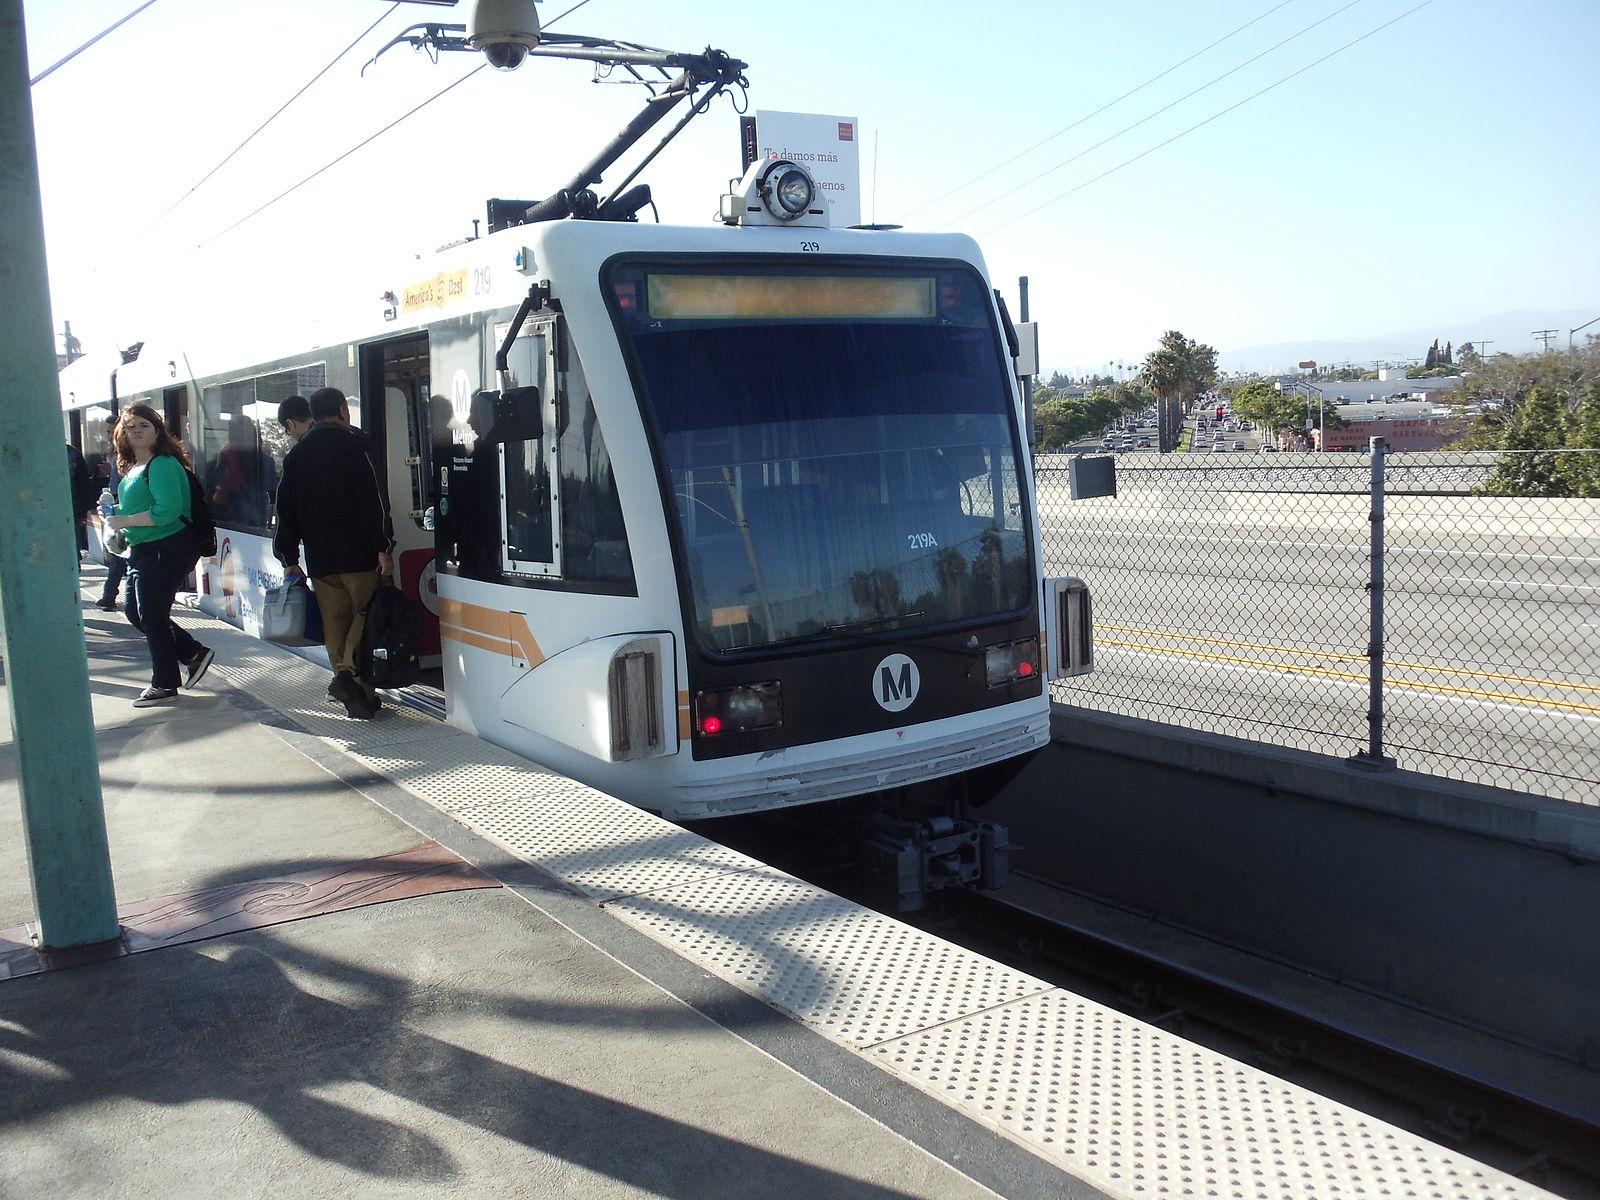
top-left (0, 1), bottom-right (120, 948)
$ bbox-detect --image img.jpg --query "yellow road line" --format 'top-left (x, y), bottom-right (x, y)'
top-left (1099, 624), bottom-right (1600, 696)
top-left (1099, 637), bottom-right (1600, 716)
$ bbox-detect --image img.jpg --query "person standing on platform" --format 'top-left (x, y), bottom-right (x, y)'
top-left (67, 442), bottom-right (94, 558)
top-left (95, 413), bottom-right (128, 610)
top-left (272, 386), bottom-right (393, 719)
top-left (277, 394), bottom-right (313, 444)
top-left (103, 404), bottom-right (215, 707)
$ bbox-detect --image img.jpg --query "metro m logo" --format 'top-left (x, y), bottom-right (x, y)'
top-left (874, 653), bottom-right (920, 713)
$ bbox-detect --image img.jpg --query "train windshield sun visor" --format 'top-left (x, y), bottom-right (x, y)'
top-left (608, 259), bottom-right (1036, 656)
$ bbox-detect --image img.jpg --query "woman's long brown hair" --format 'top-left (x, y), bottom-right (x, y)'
top-left (113, 403), bottom-right (193, 474)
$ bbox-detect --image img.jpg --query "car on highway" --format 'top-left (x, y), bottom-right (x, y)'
top-left (1211, 441), bottom-right (1229, 451)
top-left (1232, 440), bottom-right (1245, 450)
top-left (1258, 444), bottom-right (1278, 453)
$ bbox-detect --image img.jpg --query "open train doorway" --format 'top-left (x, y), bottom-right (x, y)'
top-left (360, 334), bottom-right (444, 686)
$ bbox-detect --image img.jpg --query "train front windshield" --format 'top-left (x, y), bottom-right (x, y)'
top-left (610, 261), bottom-right (1034, 654)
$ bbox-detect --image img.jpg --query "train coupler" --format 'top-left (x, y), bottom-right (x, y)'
top-left (861, 815), bottom-right (1012, 912)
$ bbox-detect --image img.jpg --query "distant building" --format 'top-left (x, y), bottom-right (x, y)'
top-left (1318, 397), bottom-right (1466, 451)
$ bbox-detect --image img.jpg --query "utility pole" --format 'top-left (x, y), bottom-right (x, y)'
top-left (0, 1), bottom-right (120, 949)
top-left (1532, 329), bottom-right (1557, 353)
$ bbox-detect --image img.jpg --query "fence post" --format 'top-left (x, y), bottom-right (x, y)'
top-left (1348, 436), bottom-right (1397, 770)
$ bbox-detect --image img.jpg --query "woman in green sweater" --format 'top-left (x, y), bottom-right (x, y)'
top-left (104, 404), bottom-right (214, 707)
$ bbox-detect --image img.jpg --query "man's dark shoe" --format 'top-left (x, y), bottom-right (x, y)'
top-left (95, 597), bottom-right (119, 611)
top-left (132, 687), bottom-right (179, 708)
top-left (329, 672), bottom-right (376, 720)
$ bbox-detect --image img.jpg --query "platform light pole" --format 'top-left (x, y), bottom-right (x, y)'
top-left (0, 1), bottom-right (120, 949)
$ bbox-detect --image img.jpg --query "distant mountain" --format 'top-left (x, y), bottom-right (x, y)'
top-left (1218, 309), bottom-right (1598, 375)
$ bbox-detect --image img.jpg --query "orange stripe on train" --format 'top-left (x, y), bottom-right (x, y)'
top-left (438, 597), bottom-right (544, 666)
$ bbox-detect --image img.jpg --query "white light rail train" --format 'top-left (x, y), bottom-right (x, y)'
top-left (62, 19), bottom-right (1092, 903)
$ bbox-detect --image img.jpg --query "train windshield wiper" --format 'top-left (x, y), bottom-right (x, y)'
top-left (825, 612), bottom-right (924, 636)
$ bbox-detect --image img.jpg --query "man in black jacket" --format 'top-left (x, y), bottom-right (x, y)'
top-left (273, 387), bottom-right (394, 718)
top-left (67, 442), bottom-right (95, 557)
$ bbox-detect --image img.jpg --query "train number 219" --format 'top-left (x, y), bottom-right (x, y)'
top-left (907, 531), bottom-right (939, 549)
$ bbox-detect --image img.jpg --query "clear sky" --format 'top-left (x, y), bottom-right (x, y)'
top-left (21, 0), bottom-right (1600, 376)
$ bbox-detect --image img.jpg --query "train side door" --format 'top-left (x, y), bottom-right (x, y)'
top-left (361, 334), bottom-right (442, 667)
top-left (430, 312), bottom-right (565, 584)
top-left (162, 385), bottom-right (189, 446)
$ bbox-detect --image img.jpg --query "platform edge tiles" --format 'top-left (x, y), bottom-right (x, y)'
top-left (178, 601), bottom-right (1553, 1200)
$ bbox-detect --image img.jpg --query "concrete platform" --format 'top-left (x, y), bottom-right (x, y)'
top-left (0, 568), bottom-right (1074, 1199)
top-left (0, 566), bottom-right (1560, 1200)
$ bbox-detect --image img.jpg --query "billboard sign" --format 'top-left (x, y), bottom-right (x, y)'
top-left (743, 110), bottom-right (862, 227)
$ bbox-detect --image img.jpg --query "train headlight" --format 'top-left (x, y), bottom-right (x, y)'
top-left (767, 162), bottom-right (815, 220)
top-left (983, 638), bottom-right (1040, 688)
top-left (695, 681), bottom-right (783, 736)
top-left (719, 157), bottom-right (829, 228)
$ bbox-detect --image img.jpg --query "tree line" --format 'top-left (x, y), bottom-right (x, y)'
top-left (1454, 341), bottom-right (1600, 497)
top-left (1031, 333), bottom-right (1599, 495)
top-left (1032, 331), bottom-right (1218, 453)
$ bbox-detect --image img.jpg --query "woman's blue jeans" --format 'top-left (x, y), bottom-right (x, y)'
top-left (125, 531), bottom-right (203, 690)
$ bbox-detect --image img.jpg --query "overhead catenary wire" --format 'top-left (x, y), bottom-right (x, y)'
top-left (978, 0), bottom-right (1439, 238)
top-left (28, 0), bottom-right (162, 85)
top-left (197, 63), bottom-right (488, 249)
top-left (903, 0), bottom-right (1297, 221)
top-left (139, 3), bottom-right (403, 238)
top-left (939, 0), bottom-right (1367, 232)
top-left (189, 0), bottom-right (596, 247)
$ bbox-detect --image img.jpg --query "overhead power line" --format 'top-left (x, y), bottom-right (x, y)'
top-left (141, 3), bottom-right (403, 237)
top-left (190, 0), bottom-right (593, 247)
top-left (904, 0), bottom-right (1297, 220)
top-left (979, 0), bottom-right (1439, 237)
top-left (198, 63), bottom-right (487, 248)
top-left (941, 0), bottom-right (1365, 231)
top-left (29, 0), bottom-right (162, 85)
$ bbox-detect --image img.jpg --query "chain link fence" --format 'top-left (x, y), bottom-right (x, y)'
top-left (1038, 448), bottom-right (1600, 805)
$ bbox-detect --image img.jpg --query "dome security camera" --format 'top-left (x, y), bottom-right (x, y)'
top-left (467, 0), bottom-right (540, 71)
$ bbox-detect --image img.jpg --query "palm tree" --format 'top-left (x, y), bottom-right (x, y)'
top-left (1141, 331), bottom-right (1218, 452)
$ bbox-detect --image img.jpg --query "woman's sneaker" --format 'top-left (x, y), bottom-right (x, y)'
top-left (132, 687), bottom-right (179, 708)
top-left (184, 646), bottom-right (215, 689)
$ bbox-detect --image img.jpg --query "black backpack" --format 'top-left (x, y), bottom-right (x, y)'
top-left (182, 465), bottom-right (217, 557)
top-left (358, 583), bottom-right (425, 689)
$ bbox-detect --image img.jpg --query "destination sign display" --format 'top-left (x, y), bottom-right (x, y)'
top-left (646, 274), bottom-right (934, 320)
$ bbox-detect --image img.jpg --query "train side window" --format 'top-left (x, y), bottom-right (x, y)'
top-left (557, 358), bottom-right (633, 587)
top-left (198, 363), bottom-right (326, 533)
top-left (494, 318), bottom-right (558, 576)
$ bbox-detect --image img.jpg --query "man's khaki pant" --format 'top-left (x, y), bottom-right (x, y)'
top-left (312, 570), bottom-right (381, 698)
